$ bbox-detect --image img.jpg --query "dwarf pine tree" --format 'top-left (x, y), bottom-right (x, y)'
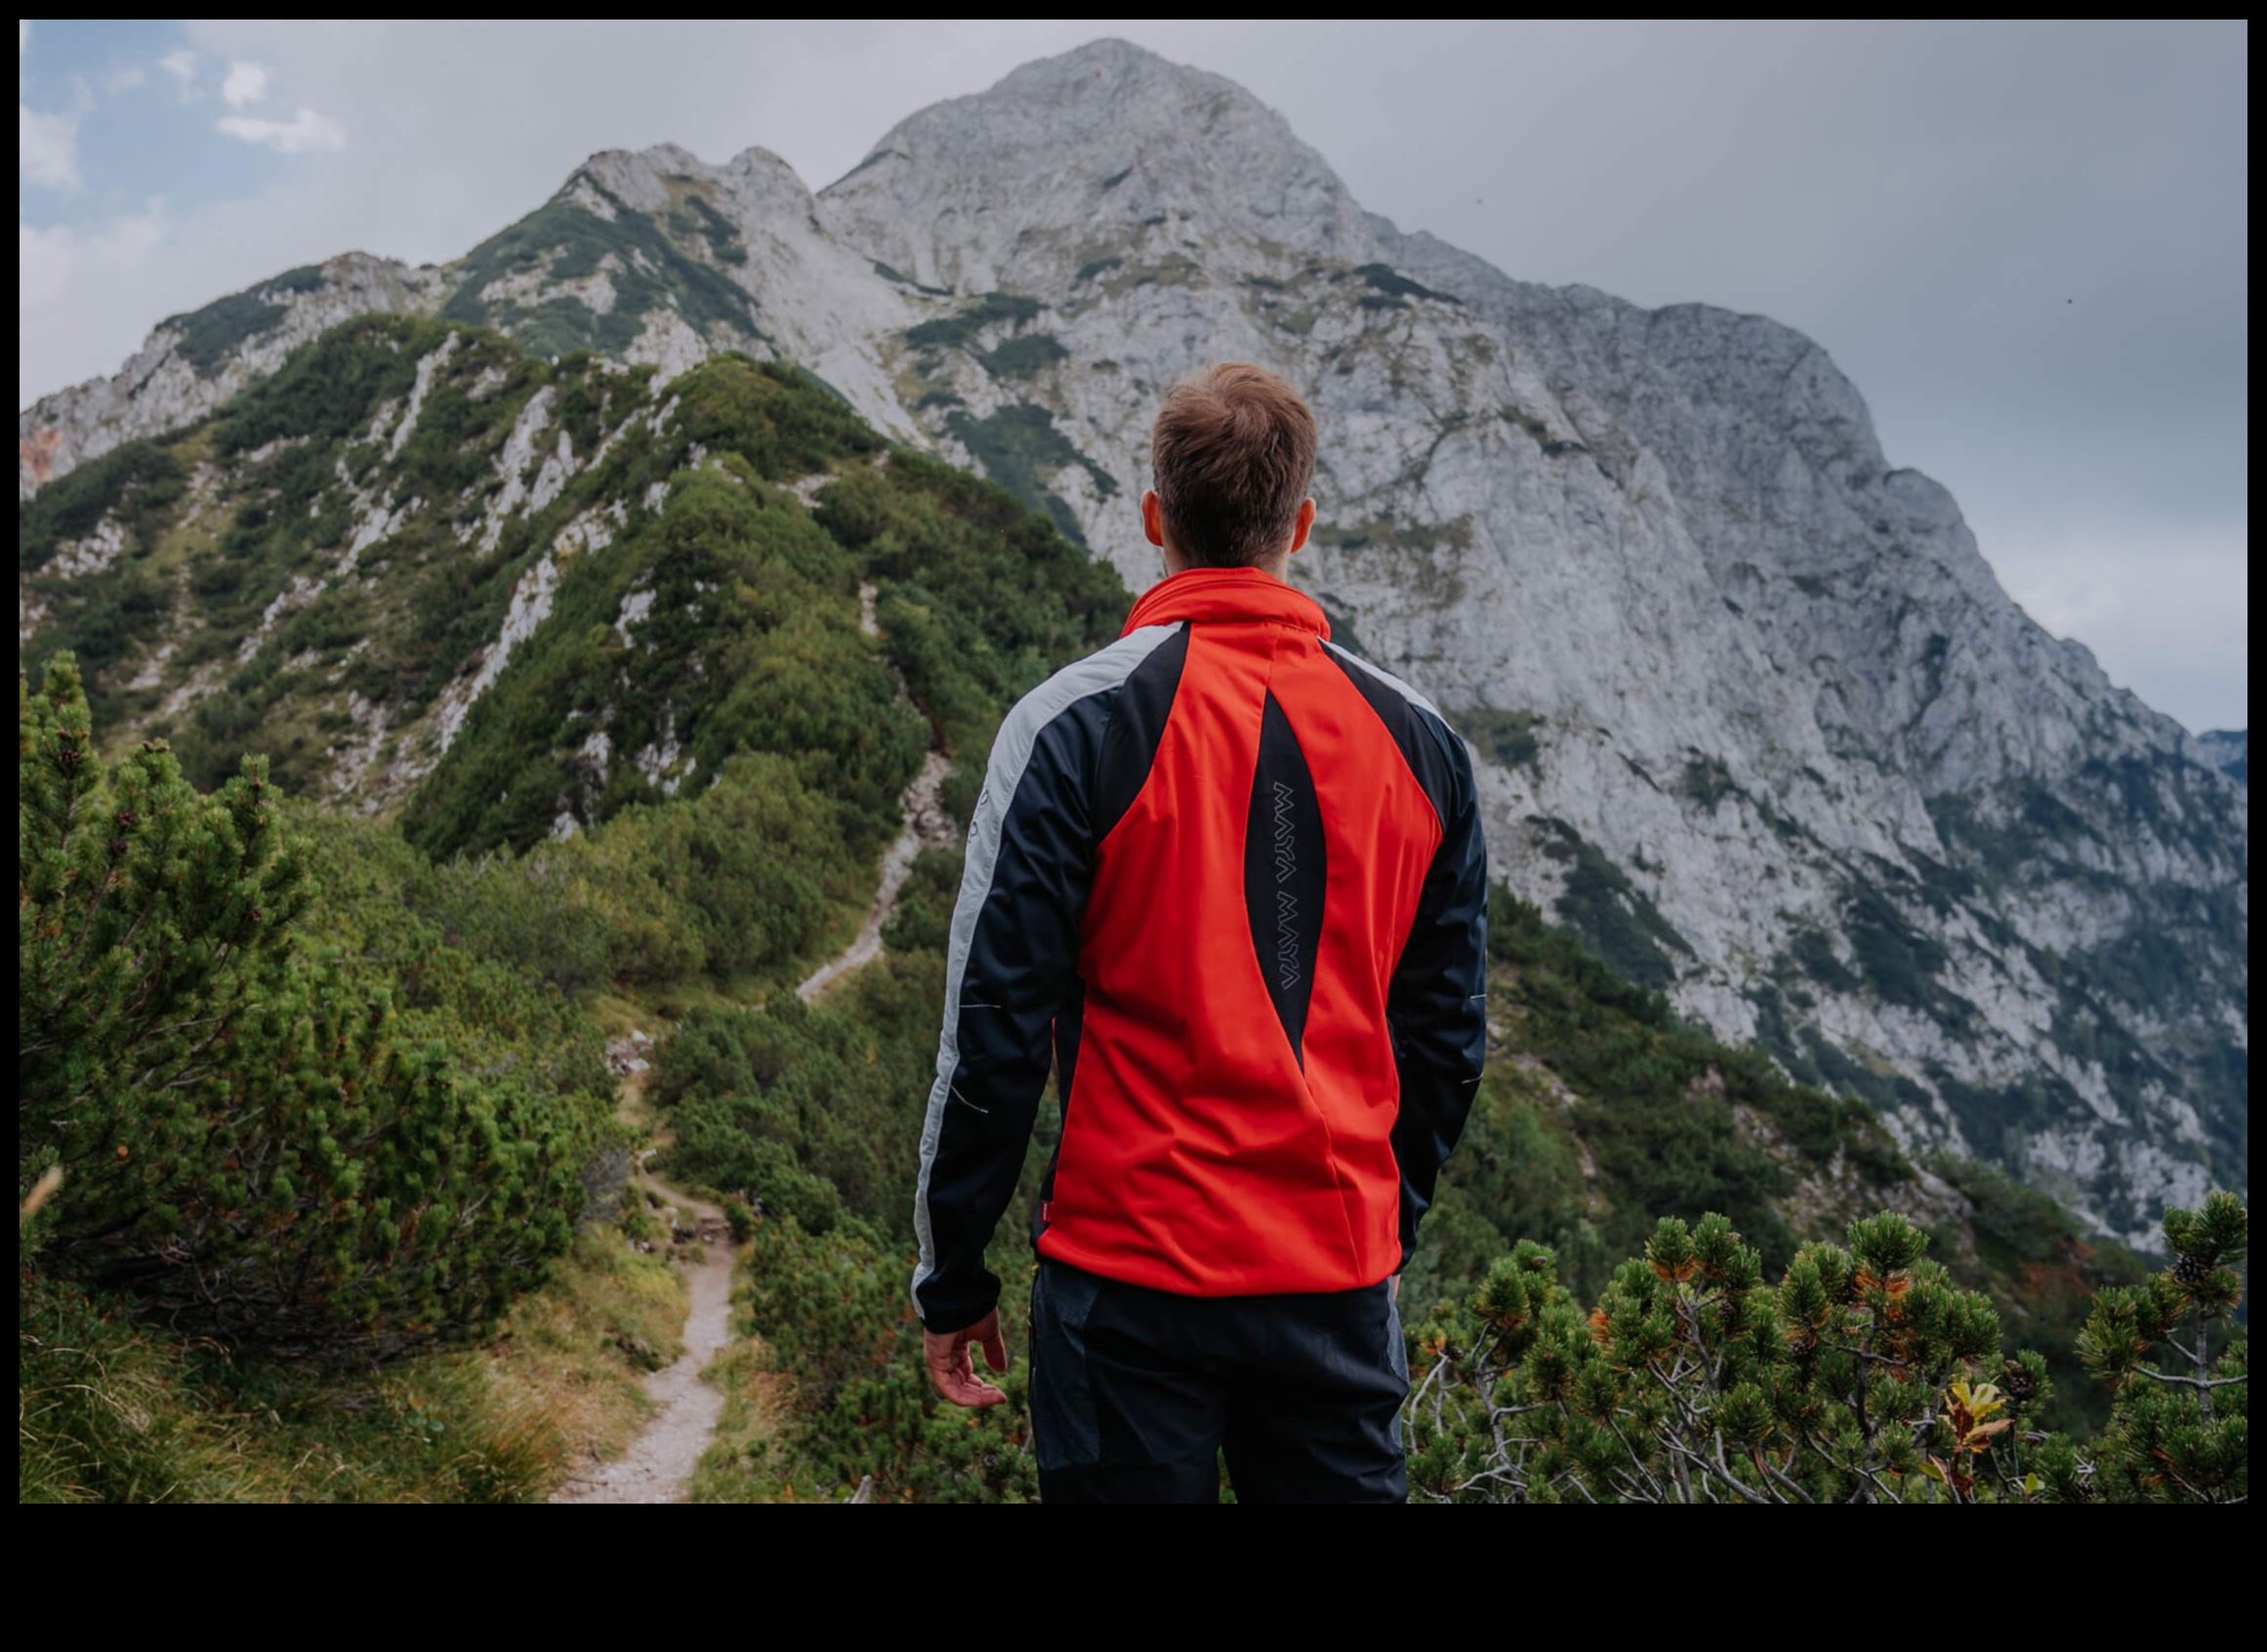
top-left (1408, 1209), bottom-right (2062, 1503)
top-left (20, 655), bottom-right (600, 1362)
top-left (2038, 1191), bottom-right (2248, 1503)
top-left (1404, 1194), bottom-right (2246, 1504)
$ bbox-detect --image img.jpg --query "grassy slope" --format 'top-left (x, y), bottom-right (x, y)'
top-left (20, 1221), bottom-right (684, 1505)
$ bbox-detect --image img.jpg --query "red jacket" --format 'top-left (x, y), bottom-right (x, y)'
top-left (912, 569), bottom-right (1487, 1325)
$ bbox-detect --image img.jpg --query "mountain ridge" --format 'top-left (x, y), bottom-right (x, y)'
top-left (18, 38), bottom-right (2245, 1249)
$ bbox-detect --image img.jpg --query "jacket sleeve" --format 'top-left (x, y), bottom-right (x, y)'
top-left (910, 694), bottom-right (1104, 1331)
top-left (1387, 719), bottom-right (1490, 1269)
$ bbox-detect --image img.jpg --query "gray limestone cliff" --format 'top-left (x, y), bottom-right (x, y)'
top-left (19, 252), bottom-right (446, 498)
top-left (18, 39), bottom-right (2245, 1246)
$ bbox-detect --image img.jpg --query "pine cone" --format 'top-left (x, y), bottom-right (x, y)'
top-left (1999, 1357), bottom-right (2037, 1402)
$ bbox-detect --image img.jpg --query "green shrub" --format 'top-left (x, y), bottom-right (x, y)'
top-left (405, 361), bottom-right (919, 861)
top-left (18, 436), bottom-right (185, 575)
top-left (881, 849), bottom-right (962, 954)
top-left (1407, 1191), bottom-right (2244, 1505)
top-left (733, 1213), bottom-right (1037, 1503)
top-left (814, 449), bottom-right (1125, 762)
top-left (441, 182), bottom-right (762, 357)
top-left (21, 655), bottom-right (607, 1364)
top-left (163, 267), bottom-right (324, 376)
top-left (934, 403), bottom-right (1119, 544)
top-left (980, 334), bottom-right (1069, 380)
top-left (1527, 815), bottom-right (1692, 989)
top-left (1437, 887), bottom-right (1799, 1291)
top-left (1355, 263), bottom-right (1458, 304)
top-left (2054, 1190), bottom-right (2246, 1502)
top-left (1449, 706), bottom-right (1543, 771)
top-left (652, 955), bottom-right (946, 1231)
top-left (903, 291), bottom-right (1043, 353)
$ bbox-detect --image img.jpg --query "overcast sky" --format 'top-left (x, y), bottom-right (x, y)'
top-left (19, 20), bottom-right (2247, 733)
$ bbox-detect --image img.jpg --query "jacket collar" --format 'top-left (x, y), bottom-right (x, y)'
top-left (1121, 567), bottom-right (1332, 639)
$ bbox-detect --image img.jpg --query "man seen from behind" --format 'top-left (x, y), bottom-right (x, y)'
top-left (911, 362), bottom-right (1489, 1503)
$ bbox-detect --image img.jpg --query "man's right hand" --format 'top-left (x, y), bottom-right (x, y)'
top-left (924, 1308), bottom-right (1010, 1407)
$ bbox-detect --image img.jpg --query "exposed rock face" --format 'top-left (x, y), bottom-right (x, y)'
top-left (2194, 729), bottom-right (2246, 785)
top-left (19, 253), bottom-right (446, 498)
top-left (17, 39), bottom-right (2244, 1245)
top-left (439, 141), bottom-right (929, 447)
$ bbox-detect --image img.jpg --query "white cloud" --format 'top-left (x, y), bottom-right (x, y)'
top-left (103, 63), bottom-right (150, 95)
top-left (19, 21), bottom-right (79, 191)
top-left (20, 205), bottom-right (166, 327)
top-left (222, 61), bottom-right (268, 108)
top-left (20, 103), bottom-right (80, 190)
top-left (159, 49), bottom-right (197, 97)
top-left (216, 106), bottom-right (344, 153)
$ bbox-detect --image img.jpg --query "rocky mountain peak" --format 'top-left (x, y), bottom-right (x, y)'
top-left (572, 140), bottom-right (815, 222)
top-left (819, 38), bottom-right (1375, 293)
top-left (18, 249), bottom-right (443, 500)
top-left (722, 143), bottom-right (822, 212)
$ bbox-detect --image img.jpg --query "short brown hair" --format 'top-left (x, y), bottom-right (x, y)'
top-left (1149, 363), bottom-right (1317, 568)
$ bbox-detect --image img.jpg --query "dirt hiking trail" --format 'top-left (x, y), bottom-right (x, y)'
top-left (798, 749), bottom-right (957, 1002)
top-left (797, 581), bottom-right (959, 1005)
top-left (551, 1179), bottom-right (735, 1505)
top-left (560, 582), bottom-right (954, 1501)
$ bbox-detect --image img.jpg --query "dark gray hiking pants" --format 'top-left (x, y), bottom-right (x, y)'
top-left (1028, 1257), bottom-right (1409, 1504)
